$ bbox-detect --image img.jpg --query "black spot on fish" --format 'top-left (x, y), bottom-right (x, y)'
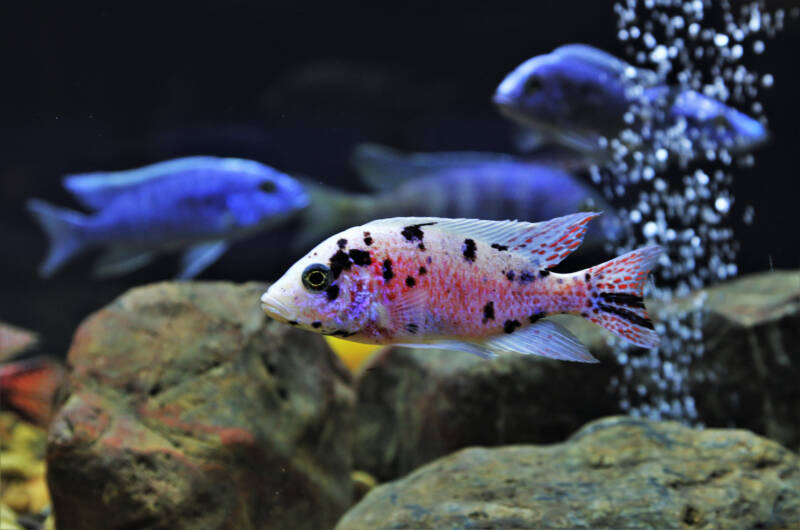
top-left (329, 250), bottom-right (352, 279)
top-left (418, 266), bottom-right (427, 275)
top-left (529, 312), bottom-right (546, 324)
top-left (462, 239), bottom-right (477, 262)
top-left (519, 271), bottom-right (535, 283)
top-left (364, 236), bottom-right (373, 246)
top-left (329, 329), bottom-right (356, 337)
top-left (506, 271), bottom-right (516, 282)
top-left (585, 273), bottom-right (591, 283)
top-left (491, 243), bottom-right (509, 251)
top-left (503, 319), bottom-right (521, 334)
top-left (405, 323), bottom-right (419, 334)
top-left (325, 284), bottom-right (339, 301)
top-left (539, 270), bottom-right (550, 278)
top-left (382, 259), bottom-right (394, 282)
top-left (287, 320), bottom-right (298, 326)
top-left (337, 238), bottom-right (347, 249)
top-left (349, 248), bottom-right (372, 266)
top-left (405, 276), bottom-right (416, 288)
top-left (482, 301), bottom-right (495, 324)
top-left (401, 222), bottom-right (436, 242)
top-left (600, 292), bottom-right (646, 309)
top-left (417, 242), bottom-right (426, 251)
top-left (311, 321), bottom-right (322, 329)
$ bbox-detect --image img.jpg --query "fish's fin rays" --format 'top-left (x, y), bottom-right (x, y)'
top-left (26, 199), bottom-right (89, 278)
top-left (483, 320), bottom-right (599, 362)
top-left (585, 245), bottom-right (662, 349)
top-left (386, 288), bottom-right (428, 336)
top-left (63, 157), bottom-right (221, 209)
top-left (177, 240), bottom-right (229, 279)
top-left (365, 212), bottom-right (600, 269)
top-left (350, 144), bottom-right (429, 191)
top-left (93, 247), bottom-right (157, 278)
top-left (393, 340), bottom-right (497, 359)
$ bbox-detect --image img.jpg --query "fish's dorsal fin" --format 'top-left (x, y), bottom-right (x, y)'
top-left (364, 211), bottom-right (600, 269)
top-left (483, 319), bottom-right (598, 362)
top-left (63, 156), bottom-right (238, 210)
top-left (351, 143), bottom-right (518, 192)
top-left (553, 43), bottom-right (659, 87)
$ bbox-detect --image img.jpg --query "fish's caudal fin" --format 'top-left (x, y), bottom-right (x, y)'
top-left (584, 246), bottom-right (662, 349)
top-left (26, 199), bottom-right (89, 277)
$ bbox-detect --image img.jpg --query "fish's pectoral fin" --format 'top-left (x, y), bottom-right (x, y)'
top-left (93, 247), bottom-right (157, 278)
top-left (177, 240), bottom-right (229, 280)
top-left (483, 320), bottom-right (598, 362)
top-left (393, 340), bottom-right (497, 359)
top-left (384, 287), bottom-right (428, 336)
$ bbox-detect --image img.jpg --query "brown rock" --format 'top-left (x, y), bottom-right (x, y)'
top-left (338, 416), bottom-right (800, 529)
top-left (46, 281), bottom-right (355, 530)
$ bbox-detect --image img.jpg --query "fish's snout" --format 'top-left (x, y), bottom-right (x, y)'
top-left (260, 291), bottom-right (294, 324)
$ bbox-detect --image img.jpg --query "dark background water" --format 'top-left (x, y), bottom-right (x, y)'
top-left (2, 1), bottom-right (798, 355)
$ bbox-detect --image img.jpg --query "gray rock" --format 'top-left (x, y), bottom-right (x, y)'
top-left (338, 416), bottom-right (800, 529)
top-left (46, 281), bottom-right (356, 530)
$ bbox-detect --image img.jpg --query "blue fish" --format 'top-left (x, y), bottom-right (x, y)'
top-left (27, 156), bottom-right (309, 279)
top-left (493, 43), bottom-right (768, 155)
top-left (295, 143), bottom-right (625, 250)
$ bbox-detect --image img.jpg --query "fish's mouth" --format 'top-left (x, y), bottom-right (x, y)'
top-left (260, 292), bottom-right (294, 324)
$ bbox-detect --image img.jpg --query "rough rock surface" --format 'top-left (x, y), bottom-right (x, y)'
top-left (338, 416), bottom-right (800, 529)
top-left (354, 269), bottom-right (800, 480)
top-left (354, 345), bottom-right (620, 481)
top-left (46, 281), bottom-right (355, 530)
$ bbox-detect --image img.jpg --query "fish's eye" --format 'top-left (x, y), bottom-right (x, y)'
top-left (523, 75), bottom-right (543, 94)
top-left (259, 180), bottom-right (277, 193)
top-left (302, 263), bottom-right (331, 293)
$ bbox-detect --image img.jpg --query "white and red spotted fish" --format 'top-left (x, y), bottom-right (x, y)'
top-left (261, 212), bottom-right (661, 361)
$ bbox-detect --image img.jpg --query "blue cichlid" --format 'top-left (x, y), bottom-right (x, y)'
top-left (294, 143), bottom-right (626, 250)
top-left (27, 156), bottom-right (309, 279)
top-left (493, 43), bottom-right (768, 155)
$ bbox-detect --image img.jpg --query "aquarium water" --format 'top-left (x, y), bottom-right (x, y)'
top-left (603, 0), bottom-right (790, 421)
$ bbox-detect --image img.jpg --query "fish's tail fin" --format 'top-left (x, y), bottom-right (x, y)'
top-left (0, 357), bottom-right (65, 427)
top-left (26, 199), bottom-right (89, 277)
top-left (582, 245), bottom-right (662, 349)
top-left (350, 143), bottom-right (431, 191)
top-left (292, 180), bottom-right (375, 253)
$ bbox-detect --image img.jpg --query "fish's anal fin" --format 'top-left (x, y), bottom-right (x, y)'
top-left (483, 319), bottom-right (599, 362)
top-left (177, 240), bottom-right (229, 280)
top-left (93, 247), bottom-right (156, 278)
top-left (385, 288), bottom-right (428, 337)
top-left (366, 212), bottom-right (600, 270)
top-left (394, 340), bottom-right (497, 359)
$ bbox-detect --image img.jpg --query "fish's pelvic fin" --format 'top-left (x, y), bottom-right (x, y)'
top-left (584, 245), bottom-right (662, 349)
top-left (483, 320), bottom-right (598, 362)
top-left (177, 240), bottom-right (229, 279)
top-left (26, 199), bottom-right (89, 278)
top-left (93, 246), bottom-right (156, 278)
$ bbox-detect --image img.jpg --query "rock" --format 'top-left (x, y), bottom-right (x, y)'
top-left (0, 322), bottom-right (40, 361)
top-left (337, 416), bottom-right (800, 529)
top-left (354, 343), bottom-right (622, 481)
top-left (686, 270), bottom-right (800, 450)
top-left (46, 281), bottom-right (355, 530)
top-left (353, 269), bottom-right (800, 480)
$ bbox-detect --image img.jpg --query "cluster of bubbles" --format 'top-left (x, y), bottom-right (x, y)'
top-left (600, 0), bottom-right (791, 421)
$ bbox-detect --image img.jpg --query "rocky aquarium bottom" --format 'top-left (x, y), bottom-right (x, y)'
top-left (1, 271), bottom-right (799, 529)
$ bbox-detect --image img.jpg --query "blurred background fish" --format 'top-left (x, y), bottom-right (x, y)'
top-left (26, 156), bottom-right (309, 279)
top-left (493, 43), bottom-right (768, 156)
top-left (0, 357), bottom-right (64, 428)
top-left (294, 143), bottom-right (625, 251)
